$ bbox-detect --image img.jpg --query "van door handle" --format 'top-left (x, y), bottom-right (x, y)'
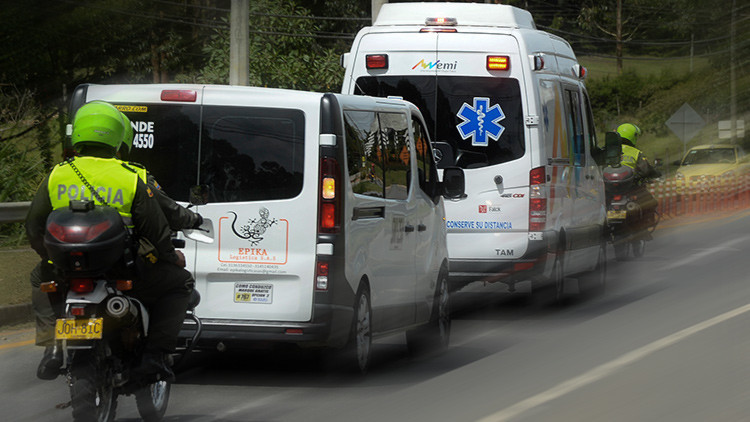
top-left (418, 224), bottom-right (427, 232)
top-left (405, 225), bottom-right (415, 233)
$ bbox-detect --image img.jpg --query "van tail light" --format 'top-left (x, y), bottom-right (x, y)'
top-left (366, 54), bottom-right (388, 70)
top-left (315, 260), bottom-right (329, 291)
top-left (318, 157), bottom-right (340, 233)
top-left (529, 166), bottom-right (547, 232)
top-left (70, 278), bottom-right (95, 293)
top-left (160, 90), bottom-right (197, 102)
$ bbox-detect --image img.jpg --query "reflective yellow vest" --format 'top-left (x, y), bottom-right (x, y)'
top-left (621, 144), bottom-right (641, 170)
top-left (48, 157), bottom-right (140, 218)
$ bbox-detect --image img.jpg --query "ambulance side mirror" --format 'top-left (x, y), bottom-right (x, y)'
top-left (442, 167), bottom-right (466, 199)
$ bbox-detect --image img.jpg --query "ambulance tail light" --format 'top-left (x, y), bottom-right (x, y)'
top-left (366, 54), bottom-right (388, 70)
top-left (529, 166), bottom-right (547, 232)
top-left (487, 56), bottom-right (510, 71)
top-left (318, 157), bottom-right (340, 233)
top-left (160, 90), bottom-right (197, 102)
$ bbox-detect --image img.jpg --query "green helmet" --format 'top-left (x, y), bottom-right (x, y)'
top-left (616, 123), bottom-right (642, 145)
top-left (120, 112), bottom-right (133, 153)
top-left (71, 101), bottom-right (125, 151)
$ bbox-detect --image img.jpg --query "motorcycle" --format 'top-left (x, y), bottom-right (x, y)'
top-left (602, 133), bottom-right (659, 261)
top-left (40, 200), bottom-right (204, 422)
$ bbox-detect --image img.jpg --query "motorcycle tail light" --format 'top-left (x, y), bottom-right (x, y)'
top-left (70, 278), bottom-right (94, 293)
top-left (116, 280), bottom-right (133, 291)
top-left (40, 281), bottom-right (58, 293)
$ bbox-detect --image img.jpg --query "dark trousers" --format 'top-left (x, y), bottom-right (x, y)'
top-left (31, 260), bottom-right (192, 353)
top-left (128, 261), bottom-right (192, 353)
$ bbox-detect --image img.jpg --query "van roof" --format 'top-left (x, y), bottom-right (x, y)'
top-left (374, 2), bottom-right (535, 30)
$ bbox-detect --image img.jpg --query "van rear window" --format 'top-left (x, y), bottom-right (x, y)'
top-left (120, 104), bottom-right (200, 202)
top-left (200, 106), bottom-right (304, 202)
top-left (355, 76), bottom-right (525, 169)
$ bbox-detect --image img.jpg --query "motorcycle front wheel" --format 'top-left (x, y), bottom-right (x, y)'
top-left (135, 380), bottom-right (171, 422)
top-left (69, 349), bottom-right (117, 422)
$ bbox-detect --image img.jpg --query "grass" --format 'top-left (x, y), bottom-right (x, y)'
top-left (0, 248), bottom-right (38, 305)
top-left (579, 55), bottom-right (711, 81)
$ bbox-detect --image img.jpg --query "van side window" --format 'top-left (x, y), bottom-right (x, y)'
top-left (380, 112), bottom-right (410, 201)
top-left (200, 106), bottom-right (304, 202)
top-left (344, 110), bottom-right (385, 198)
top-left (583, 92), bottom-right (604, 166)
top-left (564, 88), bottom-right (585, 166)
top-left (413, 116), bottom-right (438, 201)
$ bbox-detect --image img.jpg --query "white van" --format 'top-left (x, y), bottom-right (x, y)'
top-left (68, 83), bottom-right (465, 372)
top-left (342, 2), bottom-right (607, 299)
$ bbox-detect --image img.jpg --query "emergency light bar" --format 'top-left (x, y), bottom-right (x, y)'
top-left (487, 55), bottom-right (510, 71)
top-left (425, 17), bottom-right (457, 26)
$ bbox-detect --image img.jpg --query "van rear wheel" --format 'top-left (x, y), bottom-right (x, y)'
top-left (341, 286), bottom-right (372, 375)
top-left (406, 270), bottom-right (450, 356)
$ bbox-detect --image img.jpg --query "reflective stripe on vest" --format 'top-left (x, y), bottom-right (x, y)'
top-left (48, 157), bottom-right (140, 219)
top-left (621, 144), bottom-right (641, 170)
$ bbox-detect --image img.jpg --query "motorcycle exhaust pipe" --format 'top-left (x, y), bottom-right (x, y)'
top-left (105, 296), bottom-right (139, 322)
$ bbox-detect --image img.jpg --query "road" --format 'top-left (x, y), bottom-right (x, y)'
top-left (2, 210), bottom-right (749, 422)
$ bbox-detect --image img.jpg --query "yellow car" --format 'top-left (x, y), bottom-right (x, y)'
top-left (674, 144), bottom-right (750, 193)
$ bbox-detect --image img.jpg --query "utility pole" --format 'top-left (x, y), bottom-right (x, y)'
top-left (229, 0), bottom-right (249, 86)
top-left (616, 0), bottom-right (623, 74)
top-left (729, 0), bottom-right (737, 143)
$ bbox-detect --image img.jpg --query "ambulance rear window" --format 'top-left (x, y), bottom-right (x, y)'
top-left (354, 76), bottom-right (525, 169)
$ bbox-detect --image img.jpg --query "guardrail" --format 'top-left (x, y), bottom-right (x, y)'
top-left (0, 201), bottom-right (31, 224)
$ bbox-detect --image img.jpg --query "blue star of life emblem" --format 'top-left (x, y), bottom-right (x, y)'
top-left (456, 97), bottom-right (506, 146)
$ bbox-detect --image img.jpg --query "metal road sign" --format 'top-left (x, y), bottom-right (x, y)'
top-left (666, 103), bottom-right (705, 143)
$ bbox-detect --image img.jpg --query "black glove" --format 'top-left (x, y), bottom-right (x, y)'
top-left (192, 213), bottom-right (204, 229)
top-left (40, 260), bottom-right (56, 282)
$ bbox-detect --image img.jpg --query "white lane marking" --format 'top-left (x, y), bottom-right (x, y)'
top-left (476, 302), bottom-right (750, 422)
top-left (659, 235), bottom-right (750, 271)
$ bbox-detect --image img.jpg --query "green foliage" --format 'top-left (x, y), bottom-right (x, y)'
top-left (181, 0), bottom-right (345, 92)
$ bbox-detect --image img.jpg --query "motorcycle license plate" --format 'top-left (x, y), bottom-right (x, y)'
top-left (55, 318), bottom-right (103, 340)
top-left (607, 210), bottom-right (627, 220)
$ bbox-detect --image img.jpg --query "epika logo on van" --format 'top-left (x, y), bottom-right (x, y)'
top-left (411, 59), bottom-right (458, 72)
top-left (218, 208), bottom-right (289, 265)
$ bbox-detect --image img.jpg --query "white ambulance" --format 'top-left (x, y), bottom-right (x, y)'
top-left (68, 84), bottom-right (465, 373)
top-left (342, 2), bottom-right (607, 299)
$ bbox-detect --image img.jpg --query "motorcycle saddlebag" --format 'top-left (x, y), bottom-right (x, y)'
top-left (44, 201), bottom-right (131, 276)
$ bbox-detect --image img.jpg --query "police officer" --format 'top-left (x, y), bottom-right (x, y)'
top-left (26, 101), bottom-right (194, 381)
top-left (616, 123), bottom-right (660, 227)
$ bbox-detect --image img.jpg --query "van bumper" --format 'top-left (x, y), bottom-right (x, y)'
top-left (178, 303), bottom-right (353, 350)
top-left (447, 232), bottom-right (555, 289)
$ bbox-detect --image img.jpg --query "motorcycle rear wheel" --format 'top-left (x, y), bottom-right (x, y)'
top-left (613, 241), bottom-right (629, 261)
top-left (631, 239), bottom-right (646, 257)
top-left (135, 380), bottom-right (171, 422)
top-left (69, 350), bottom-right (117, 422)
